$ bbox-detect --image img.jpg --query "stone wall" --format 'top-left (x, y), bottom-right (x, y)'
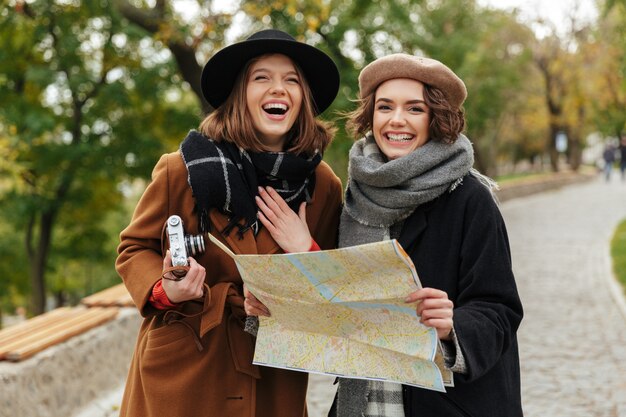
top-left (495, 171), bottom-right (595, 202)
top-left (0, 308), bottom-right (140, 417)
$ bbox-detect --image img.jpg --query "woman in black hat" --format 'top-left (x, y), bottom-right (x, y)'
top-left (116, 29), bottom-right (342, 417)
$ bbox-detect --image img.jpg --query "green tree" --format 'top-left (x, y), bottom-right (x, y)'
top-left (407, 1), bottom-right (537, 176)
top-left (114, 0), bottom-right (238, 115)
top-left (530, 9), bottom-right (601, 172)
top-left (592, 5), bottom-right (626, 139)
top-left (0, 1), bottom-right (197, 314)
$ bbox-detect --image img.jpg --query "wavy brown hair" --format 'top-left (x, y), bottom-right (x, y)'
top-left (199, 54), bottom-right (335, 155)
top-left (346, 83), bottom-right (465, 143)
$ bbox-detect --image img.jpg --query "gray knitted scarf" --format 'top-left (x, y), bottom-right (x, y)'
top-left (339, 133), bottom-right (475, 248)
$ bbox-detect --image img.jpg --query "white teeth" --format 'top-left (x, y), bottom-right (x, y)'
top-left (386, 133), bottom-right (413, 141)
top-left (262, 103), bottom-right (288, 111)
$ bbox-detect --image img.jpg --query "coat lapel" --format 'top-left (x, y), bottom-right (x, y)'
top-left (209, 210), bottom-right (280, 255)
top-left (398, 207), bottom-right (428, 255)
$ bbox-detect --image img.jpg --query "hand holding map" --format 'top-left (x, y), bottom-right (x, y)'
top-left (209, 234), bottom-right (453, 392)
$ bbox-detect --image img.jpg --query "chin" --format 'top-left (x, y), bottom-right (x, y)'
top-left (383, 149), bottom-right (411, 160)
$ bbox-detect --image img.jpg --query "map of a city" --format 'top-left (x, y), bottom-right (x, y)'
top-left (209, 235), bottom-right (453, 392)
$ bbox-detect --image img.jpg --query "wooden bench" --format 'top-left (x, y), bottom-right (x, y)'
top-left (81, 283), bottom-right (135, 307)
top-left (0, 306), bottom-right (119, 362)
top-left (0, 283), bottom-right (134, 362)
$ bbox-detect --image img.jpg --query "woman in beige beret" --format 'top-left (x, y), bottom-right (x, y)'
top-left (249, 53), bottom-right (524, 417)
top-left (326, 53), bottom-right (524, 417)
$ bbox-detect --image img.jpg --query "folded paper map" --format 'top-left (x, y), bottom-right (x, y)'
top-left (208, 234), bottom-right (453, 392)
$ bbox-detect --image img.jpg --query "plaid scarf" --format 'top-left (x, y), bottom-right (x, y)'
top-left (335, 379), bottom-right (405, 417)
top-left (180, 130), bottom-right (321, 237)
top-left (365, 381), bottom-right (405, 417)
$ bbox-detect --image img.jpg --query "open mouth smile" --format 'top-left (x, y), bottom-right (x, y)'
top-left (385, 133), bottom-right (414, 142)
top-left (262, 102), bottom-right (289, 117)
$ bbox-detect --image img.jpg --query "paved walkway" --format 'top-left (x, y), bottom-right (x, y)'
top-left (307, 175), bottom-right (626, 417)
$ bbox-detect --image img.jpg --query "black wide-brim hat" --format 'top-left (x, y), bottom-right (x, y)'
top-left (201, 29), bottom-right (340, 114)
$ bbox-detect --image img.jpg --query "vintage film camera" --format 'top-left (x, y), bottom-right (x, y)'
top-left (166, 215), bottom-right (205, 277)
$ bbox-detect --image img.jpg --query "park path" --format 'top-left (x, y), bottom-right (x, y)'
top-left (307, 175), bottom-right (626, 417)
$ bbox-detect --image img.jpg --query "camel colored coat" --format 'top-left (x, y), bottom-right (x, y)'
top-left (116, 151), bottom-right (342, 417)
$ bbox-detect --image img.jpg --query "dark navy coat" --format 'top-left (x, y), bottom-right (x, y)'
top-left (398, 174), bottom-right (524, 417)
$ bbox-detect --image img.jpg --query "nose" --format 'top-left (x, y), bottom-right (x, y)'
top-left (269, 80), bottom-right (286, 96)
top-left (389, 109), bottom-right (406, 126)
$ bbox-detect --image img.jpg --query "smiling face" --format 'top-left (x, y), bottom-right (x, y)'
top-left (245, 54), bottom-right (303, 151)
top-left (372, 78), bottom-right (431, 160)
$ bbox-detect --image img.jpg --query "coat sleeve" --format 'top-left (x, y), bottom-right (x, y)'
top-left (453, 187), bottom-right (523, 382)
top-left (116, 153), bottom-right (175, 317)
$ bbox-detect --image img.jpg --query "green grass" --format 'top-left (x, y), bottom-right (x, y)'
top-left (495, 172), bottom-right (551, 184)
top-left (611, 218), bottom-right (626, 291)
top-left (494, 164), bottom-right (598, 185)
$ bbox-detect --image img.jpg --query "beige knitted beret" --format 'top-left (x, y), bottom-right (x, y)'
top-left (358, 53), bottom-right (467, 108)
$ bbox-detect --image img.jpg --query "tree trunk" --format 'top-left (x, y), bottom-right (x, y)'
top-left (116, 0), bottom-right (211, 113)
top-left (29, 262), bottom-right (46, 315)
top-left (568, 132), bottom-right (582, 171)
top-left (548, 124), bottom-right (560, 172)
top-left (473, 144), bottom-right (488, 175)
top-left (29, 210), bottom-right (55, 315)
top-left (54, 290), bottom-right (66, 308)
top-left (567, 107), bottom-right (585, 172)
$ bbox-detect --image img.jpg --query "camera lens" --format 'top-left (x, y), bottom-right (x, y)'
top-left (185, 234), bottom-right (205, 256)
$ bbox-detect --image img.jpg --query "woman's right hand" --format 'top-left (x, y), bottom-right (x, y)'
top-left (256, 186), bottom-right (312, 253)
top-left (161, 250), bottom-right (206, 303)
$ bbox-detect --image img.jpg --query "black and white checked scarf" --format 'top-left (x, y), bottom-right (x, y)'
top-left (180, 130), bottom-right (321, 238)
top-left (365, 381), bottom-right (406, 417)
top-left (334, 379), bottom-right (405, 417)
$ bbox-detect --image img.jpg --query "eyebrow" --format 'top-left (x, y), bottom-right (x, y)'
top-left (250, 68), bottom-right (299, 77)
top-left (376, 97), bottom-right (427, 104)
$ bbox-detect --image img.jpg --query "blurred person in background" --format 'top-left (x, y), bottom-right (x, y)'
top-left (619, 135), bottom-right (626, 181)
top-left (603, 141), bottom-right (617, 182)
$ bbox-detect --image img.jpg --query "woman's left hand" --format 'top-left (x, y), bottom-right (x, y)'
top-left (256, 186), bottom-right (312, 253)
top-left (244, 285), bottom-right (271, 317)
top-left (405, 287), bottom-right (454, 341)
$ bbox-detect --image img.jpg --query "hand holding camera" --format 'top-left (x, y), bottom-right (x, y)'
top-left (161, 251), bottom-right (206, 303)
top-left (161, 215), bottom-right (207, 303)
top-left (166, 215), bottom-right (205, 278)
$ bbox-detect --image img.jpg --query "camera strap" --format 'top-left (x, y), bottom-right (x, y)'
top-left (160, 219), bottom-right (169, 256)
top-left (162, 282), bottom-right (212, 352)
top-left (161, 265), bottom-right (191, 281)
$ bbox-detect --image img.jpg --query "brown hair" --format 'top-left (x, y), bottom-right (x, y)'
top-left (199, 54), bottom-right (335, 155)
top-left (346, 83), bottom-right (465, 143)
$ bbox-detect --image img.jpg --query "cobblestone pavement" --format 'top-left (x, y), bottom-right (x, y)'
top-left (306, 176), bottom-right (626, 417)
top-left (505, 176), bottom-right (626, 417)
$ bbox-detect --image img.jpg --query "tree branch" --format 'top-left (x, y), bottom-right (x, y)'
top-left (115, 0), bottom-right (210, 113)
